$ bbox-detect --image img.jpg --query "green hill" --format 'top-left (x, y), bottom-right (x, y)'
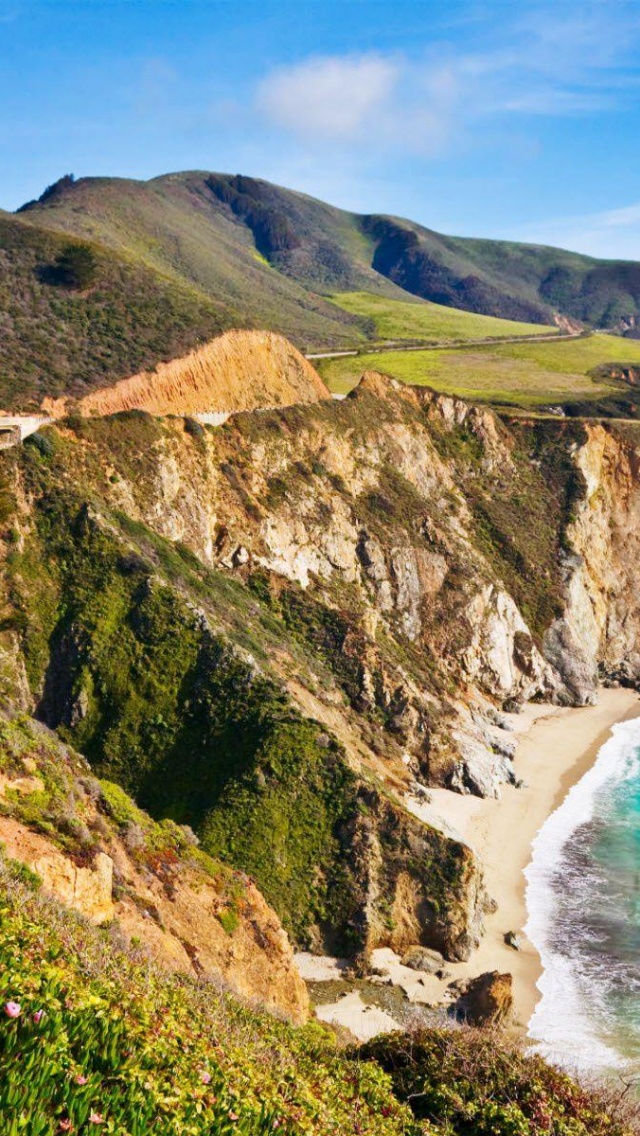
top-left (329, 291), bottom-right (556, 344)
top-left (5, 167), bottom-right (640, 410)
top-left (21, 171), bottom-right (640, 333)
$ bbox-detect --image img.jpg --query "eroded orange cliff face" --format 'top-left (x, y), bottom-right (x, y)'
top-left (43, 330), bottom-right (330, 418)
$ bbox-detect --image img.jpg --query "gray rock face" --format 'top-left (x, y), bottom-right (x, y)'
top-left (400, 945), bottom-right (445, 973)
top-left (543, 619), bottom-right (599, 706)
top-left (448, 731), bottom-right (519, 799)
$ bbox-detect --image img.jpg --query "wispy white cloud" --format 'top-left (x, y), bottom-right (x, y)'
top-left (258, 54), bottom-right (398, 141)
top-left (256, 53), bottom-right (459, 157)
top-left (509, 202), bottom-right (640, 260)
top-left (254, 3), bottom-right (640, 158)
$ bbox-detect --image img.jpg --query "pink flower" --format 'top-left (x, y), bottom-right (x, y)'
top-left (32, 1010), bottom-right (44, 1024)
top-left (200, 1071), bottom-right (212, 1085)
top-left (228, 1113), bottom-right (238, 1123)
top-left (58, 1122), bottom-right (74, 1133)
top-left (74, 1074), bottom-right (88, 1086)
top-left (88, 1114), bottom-right (104, 1126)
top-left (4, 1002), bottom-right (21, 1018)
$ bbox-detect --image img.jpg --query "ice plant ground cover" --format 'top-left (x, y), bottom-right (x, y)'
top-left (0, 856), bottom-right (416, 1136)
top-left (1, 848), bottom-right (638, 1136)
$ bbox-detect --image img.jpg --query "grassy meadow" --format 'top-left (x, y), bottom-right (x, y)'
top-left (318, 332), bottom-right (640, 408)
top-left (329, 291), bottom-right (556, 344)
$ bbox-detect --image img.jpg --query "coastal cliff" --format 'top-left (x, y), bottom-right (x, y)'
top-left (0, 714), bottom-right (309, 1022)
top-left (4, 374), bottom-right (640, 974)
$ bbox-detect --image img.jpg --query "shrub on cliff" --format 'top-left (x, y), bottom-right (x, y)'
top-left (0, 857), bottom-right (414, 1135)
top-left (360, 1029), bottom-right (637, 1135)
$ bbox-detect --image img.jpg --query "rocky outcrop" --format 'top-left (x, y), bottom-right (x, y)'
top-left (452, 970), bottom-right (513, 1025)
top-left (0, 810), bottom-right (308, 1021)
top-left (0, 817), bottom-right (115, 924)
top-left (0, 717), bottom-right (309, 1024)
top-left (400, 945), bottom-right (445, 973)
top-left (110, 846), bottom-right (309, 1022)
top-left (340, 785), bottom-right (488, 963)
top-left (43, 329), bottom-right (330, 419)
top-left (562, 425), bottom-right (640, 689)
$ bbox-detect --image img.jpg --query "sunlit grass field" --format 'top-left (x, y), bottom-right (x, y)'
top-left (318, 332), bottom-right (640, 406)
top-left (329, 290), bottom-right (556, 344)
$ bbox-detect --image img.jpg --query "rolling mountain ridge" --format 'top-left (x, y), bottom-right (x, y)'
top-left (4, 168), bottom-right (640, 411)
top-left (21, 170), bottom-right (640, 334)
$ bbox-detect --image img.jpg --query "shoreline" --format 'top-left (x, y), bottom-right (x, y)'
top-left (300, 688), bottom-right (640, 1043)
top-left (421, 687), bottom-right (640, 1033)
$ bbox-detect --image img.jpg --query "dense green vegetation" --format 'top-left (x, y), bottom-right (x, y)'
top-left (362, 1030), bottom-right (636, 1135)
top-left (0, 213), bottom-right (237, 410)
top-left (0, 844), bottom-right (634, 1135)
top-left (6, 466), bottom-right (361, 947)
top-left (330, 291), bottom-right (556, 344)
top-left (0, 857), bottom-right (416, 1135)
top-left (319, 333), bottom-right (640, 411)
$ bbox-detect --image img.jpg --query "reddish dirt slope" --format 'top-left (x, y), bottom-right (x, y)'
top-left (43, 330), bottom-right (330, 418)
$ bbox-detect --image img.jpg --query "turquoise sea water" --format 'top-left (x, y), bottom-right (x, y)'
top-left (525, 716), bottom-right (640, 1073)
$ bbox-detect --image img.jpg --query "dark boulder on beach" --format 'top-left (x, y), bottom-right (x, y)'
top-left (452, 970), bottom-right (513, 1025)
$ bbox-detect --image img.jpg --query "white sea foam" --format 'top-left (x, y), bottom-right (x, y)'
top-left (524, 715), bottom-right (640, 1072)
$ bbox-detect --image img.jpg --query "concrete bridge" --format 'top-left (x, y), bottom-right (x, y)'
top-left (0, 416), bottom-right (51, 448)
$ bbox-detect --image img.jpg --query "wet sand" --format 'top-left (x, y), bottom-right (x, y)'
top-left (301, 689), bottom-right (640, 1040)
top-left (417, 688), bottom-right (640, 1031)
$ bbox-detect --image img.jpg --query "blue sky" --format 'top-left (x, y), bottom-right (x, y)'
top-left (2, 0), bottom-right (640, 257)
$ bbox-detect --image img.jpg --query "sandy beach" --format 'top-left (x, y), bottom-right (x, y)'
top-left (302, 687), bottom-right (640, 1041)
top-left (417, 687), bottom-right (640, 1031)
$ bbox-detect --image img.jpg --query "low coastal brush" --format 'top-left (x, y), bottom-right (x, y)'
top-left (0, 857), bottom-right (415, 1135)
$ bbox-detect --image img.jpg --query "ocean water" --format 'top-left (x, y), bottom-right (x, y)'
top-left (525, 715), bottom-right (640, 1074)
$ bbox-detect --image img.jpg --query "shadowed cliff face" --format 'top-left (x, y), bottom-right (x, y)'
top-left (5, 375), bottom-right (640, 964)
